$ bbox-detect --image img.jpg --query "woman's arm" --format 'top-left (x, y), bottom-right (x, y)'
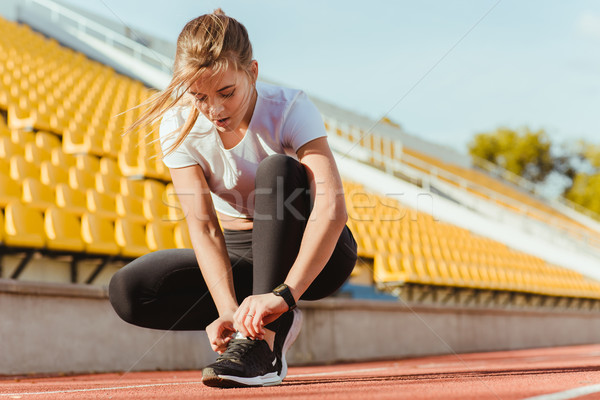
top-left (169, 164), bottom-right (239, 316)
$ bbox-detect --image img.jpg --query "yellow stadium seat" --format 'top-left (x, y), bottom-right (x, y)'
top-left (50, 112), bottom-right (69, 135)
top-left (425, 258), bottom-right (444, 285)
top-left (412, 257), bottom-right (432, 284)
top-left (69, 167), bottom-right (96, 190)
top-left (373, 252), bottom-right (403, 282)
top-left (458, 264), bottom-right (475, 287)
top-left (469, 265), bottom-right (485, 288)
top-left (165, 183), bottom-right (186, 223)
top-left (35, 131), bottom-right (61, 149)
top-left (55, 183), bottom-right (87, 215)
top-left (115, 194), bottom-right (147, 224)
top-left (10, 155), bottom-right (40, 181)
top-left (374, 237), bottom-right (388, 253)
top-left (86, 189), bottom-right (118, 220)
top-left (173, 220), bottom-right (192, 249)
top-left (40, 161), bottom-right (70, 186)
top-left (0, 158), bottom-right (9, 175)
top-left (437, 260), bottom-right (451, 282)
top-left (24, 142), bottom-right (52, 164)
top-left (0, 136), bottom-right (24, 158)
top-left (146, 221), bottom-right (176, 251)
top-left (50, 148), bottom-right (77, 169)
top-left (10, 130), bottom-right (36, 147)
top-left (21, 178), bottom-right (55, 211)
top-left (75, 154), bottom-right (101, 172)
top-left (63, 127), bottom-right (104, 156)
top-left (0, 173), bottom-right (21, 207)
top-left (44, 206), bottom-right (84, 252)
top-left (144, 179), bottom-right (166, 201)
top-left (7, 103), bottom-right (35, 130)
top-left (115, 218), bottom-right (150, 258)
top-left (95, 173), bottom-right (121, 195)
top-left (0, 116), bottom-right (9, 137)
top-left (81, 212), bottom-right (120, 255)
top-left (143, 196), bottom-right (172, 224)
top-left (120, 177), bottom-right (145, 198)
top-left (447, 262), bottom-right (464, 286)
top-left (4, 201), bottom-right (45, 248)
top-left (399, 255), bottom-right (420, 283)
top-left (117, 147), bottom-right (142, 177)
top-left (102, 133), bottom-right (121, 159)
top-left (99, 157), bottom-right (120, 176)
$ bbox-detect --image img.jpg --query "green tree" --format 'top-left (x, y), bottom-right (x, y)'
top-left (565, 173), bottom-right (600, 214)
top-left (468, 127), bottom-right (553, 183)
top-left (563, 141), bottom-right (600, 214)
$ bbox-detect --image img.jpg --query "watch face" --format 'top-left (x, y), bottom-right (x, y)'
top-left (274, 284), bottom-right (287, 294)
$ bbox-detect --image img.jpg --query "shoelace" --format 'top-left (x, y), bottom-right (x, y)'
top-left (216, 338), bottom-right (258, 363)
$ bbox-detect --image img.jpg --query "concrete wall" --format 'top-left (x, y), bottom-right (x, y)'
top-left (2, 279), bottom-right (600, 375)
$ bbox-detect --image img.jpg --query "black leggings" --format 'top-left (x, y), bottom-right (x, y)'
top-left (108, 154), bottom-right (358, 331)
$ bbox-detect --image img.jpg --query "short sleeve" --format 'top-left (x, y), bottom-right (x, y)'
top-left (159, 107), bottom-right (197, 169)
top-left (281, 92), bottom-right (327, 152)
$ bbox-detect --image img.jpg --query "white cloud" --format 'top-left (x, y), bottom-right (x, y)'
top-left (577, 11), bottom-right (600, 40)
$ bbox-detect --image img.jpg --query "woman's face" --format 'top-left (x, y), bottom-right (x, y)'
top-left (188, 61), bottom-right (258, 133)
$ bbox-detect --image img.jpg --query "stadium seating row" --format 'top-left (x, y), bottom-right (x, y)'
top-left (0, 165), bottom-right (183, 220)
top-left (373, 252), bottom-right (600, 299)
top-left (342, 181), bottom-right (600, 300)
top-left (1, 200), bottom-right (191, 258)
top-left (0, 17), bottom-right (168, 182)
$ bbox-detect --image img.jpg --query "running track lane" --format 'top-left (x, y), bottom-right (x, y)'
top-left (1, 344), bottom-right (600, 400)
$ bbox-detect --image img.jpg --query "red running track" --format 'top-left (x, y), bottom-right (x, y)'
top-left (2, 344), bottom-right (600, 400)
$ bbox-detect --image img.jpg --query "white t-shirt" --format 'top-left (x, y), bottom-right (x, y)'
top-left (159, 81), bottom-right (327, 219)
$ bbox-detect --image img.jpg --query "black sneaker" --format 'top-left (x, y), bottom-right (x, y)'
top-left (273, 308), bottom-right (303, 380)
top-left (201, 332), bottom-right (282, 388)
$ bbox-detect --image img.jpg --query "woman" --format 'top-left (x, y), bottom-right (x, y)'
top-left (108, 9), bottom-right (357, 388)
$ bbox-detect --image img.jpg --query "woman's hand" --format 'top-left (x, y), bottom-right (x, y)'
top-left (205, 311), bottom-right (237, 354)
top-left (233, 293), bottom-right (289, 339)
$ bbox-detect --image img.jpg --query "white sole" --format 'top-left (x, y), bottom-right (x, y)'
top-left (217, 371), bottom-right (282, 387)
top-left (280, 308), bottom-right (303, 380)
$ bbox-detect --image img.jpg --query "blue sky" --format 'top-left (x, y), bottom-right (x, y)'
top-left (55, 0), bottom-right (600, 153)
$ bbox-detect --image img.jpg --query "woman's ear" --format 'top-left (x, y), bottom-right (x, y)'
top-left (250, 59), bottom-right (259, 83)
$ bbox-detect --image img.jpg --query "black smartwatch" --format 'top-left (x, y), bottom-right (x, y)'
top-left (272, 283), bottom-right (297, 311)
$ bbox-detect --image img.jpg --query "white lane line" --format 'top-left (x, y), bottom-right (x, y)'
top-left (287, 366), bottom-right (392, 378)
top-left (0, 381), bottom-right (205, 397)
top-left (523, 383), bottom-right (600, 400)
top-left (0, 366), bottom-right (395, 397)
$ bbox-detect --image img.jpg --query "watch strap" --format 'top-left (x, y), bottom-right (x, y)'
top-left (272, 283), bottom-right (297, 311)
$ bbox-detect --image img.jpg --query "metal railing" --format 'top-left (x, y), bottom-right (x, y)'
top-left (20, 0), bottom-right (173, 74)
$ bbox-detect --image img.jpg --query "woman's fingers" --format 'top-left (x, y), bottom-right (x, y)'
top-left (233, 294), bottom-right (285, 340)
top-left (234, 302), bottom-right (264, 339)
top-left (245, 312), bottom-right (264, 339)
top-left (240, 309), bottom-right (262, 339)
top-left (251, 312), bottom-right (265, 337)
top-left (206, 315), bottom-right (237, 353)
top-left (233, 304), bottom-right (251, 336)
top-left (213, 335), bottom-right (232, 354)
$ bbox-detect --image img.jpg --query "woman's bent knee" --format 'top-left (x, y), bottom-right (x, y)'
top-left (108, 265), bottom-right (139, 325)
top-left (108, 249), bottom-right (200, 327)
